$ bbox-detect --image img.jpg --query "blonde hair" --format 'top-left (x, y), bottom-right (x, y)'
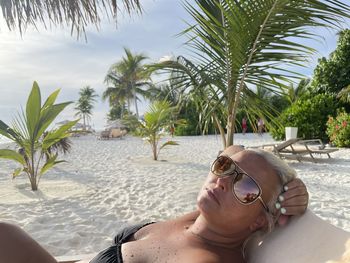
top-left (241, 149), bottom-right (297, 260)
top-left (247, 148), bottom-right (297, 232)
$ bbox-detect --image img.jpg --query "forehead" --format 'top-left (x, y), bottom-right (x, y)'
top-left (229, 150), bottom-right (279, 189)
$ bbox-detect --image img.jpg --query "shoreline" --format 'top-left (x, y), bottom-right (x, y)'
top-left (0, 134), bottom-right (349, 256)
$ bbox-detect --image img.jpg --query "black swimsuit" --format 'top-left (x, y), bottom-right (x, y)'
top-left (89, 222), bottom-right (154, 263)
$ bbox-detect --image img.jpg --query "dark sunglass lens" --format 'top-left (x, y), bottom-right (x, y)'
top-left (212, 156), bottom-right (234, 175)
top-left (233, 174), bottom-right (260, 203)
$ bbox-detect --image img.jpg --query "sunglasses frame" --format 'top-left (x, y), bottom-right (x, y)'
top-left (211, 155), bottom-right (269, 213)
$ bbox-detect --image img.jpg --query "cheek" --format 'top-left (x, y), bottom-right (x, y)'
top-left (221, 206), bottom-right (259, 229)
top-left (199, 174), bottom-right (214, 191)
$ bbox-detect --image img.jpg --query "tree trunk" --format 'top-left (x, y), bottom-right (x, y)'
top-left (152, 141), bottom-right (157, 160)
top-left (226, 113), bottom-right (235, 147)
top-left (29, 176), bottom-right (38, 191)
top-left (31, 182), bottom-right (38, 191)
top-left (120, 104), bottom-right (124, 118)
top-left (133, 87), bottom-right (139, 119)
top-left (134, 97), bottom-right (139, 119)
top-left (83, 115), bottom-right (86, 131)
top-left (29, 147), bottom-right (38, 191)
top-left (213, 114), bottom-right (226, 149)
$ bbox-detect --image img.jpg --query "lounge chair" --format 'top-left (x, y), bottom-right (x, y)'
top-left (57, 210), bottom-right (350, 263)
top-left (110, 128), bottom-right (124, 139)
top-left (297, 139), bottom-right (339, 160)
top-left (98, 130), bottom-right (111, 140)
top-left (253, 138), bottom-right (338, 162)
top-left (251, 138), bottom-right (303, 160)
top-left (248, 210), bottom-right (350, 263)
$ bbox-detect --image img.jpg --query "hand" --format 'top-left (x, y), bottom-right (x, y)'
top-left (275, 178), bottom-right (309, 226)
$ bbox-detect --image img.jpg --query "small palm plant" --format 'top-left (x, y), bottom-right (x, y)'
top-left (125, 101), bottom-right (183, 160)
top-left (0, 81), bottom-right (77, 191)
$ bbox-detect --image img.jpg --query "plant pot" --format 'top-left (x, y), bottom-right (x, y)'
top-left (285, 127), bottom-right (298, 141)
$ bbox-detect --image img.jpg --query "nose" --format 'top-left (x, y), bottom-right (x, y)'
top-left (215, 176), bottom-right (231, 191)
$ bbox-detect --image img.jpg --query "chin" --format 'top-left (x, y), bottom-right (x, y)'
top-left (196, 196), bottom-right (213, 215)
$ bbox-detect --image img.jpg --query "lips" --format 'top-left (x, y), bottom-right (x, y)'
top-left (206, 188), bottom-right (220, 205)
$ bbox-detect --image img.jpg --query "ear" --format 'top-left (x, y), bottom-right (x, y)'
top-left (249, 214), bottom-right (267, 232)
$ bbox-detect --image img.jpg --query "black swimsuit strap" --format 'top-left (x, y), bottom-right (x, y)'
top-left (115, 222), bottom-right (155, 263)
top-left (114, 222), bottom-right (155, 244)
top-left (89, 222), bottom-right (155, 263)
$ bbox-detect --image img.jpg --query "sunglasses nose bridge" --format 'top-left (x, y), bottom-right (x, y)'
top-left (215, 174), bottom-right (234, 191)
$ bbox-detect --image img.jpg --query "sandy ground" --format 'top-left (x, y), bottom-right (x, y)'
top-left (0, 134), bottom-right (349, 257)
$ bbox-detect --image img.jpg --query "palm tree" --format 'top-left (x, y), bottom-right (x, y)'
top-left (337, 84), bottom-right (350, 103)
top-left (0, 82), bottom-right (77, 191)
top-left (0, 0), bottom-right (142, 39)
top-left (75, 86), bottom-right (98, 131)
top-left (124, 101), bottom-right (182, 160)
top-left (104, 48), bottom-right (152, 118)
top-left (102, 81), bottom-right (131, 119)
top-left (284, 78), bottom-right (311, 104)
top-left (154, 0), bottom-right (350, 148)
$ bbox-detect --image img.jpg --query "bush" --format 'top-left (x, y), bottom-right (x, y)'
top-left (326, 111), bottom-right (350, 147)
top-left (270, 94), bottom-right (338, 141)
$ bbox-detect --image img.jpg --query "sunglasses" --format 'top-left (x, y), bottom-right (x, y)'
top-left (210, 155), bottom-right (269, 212)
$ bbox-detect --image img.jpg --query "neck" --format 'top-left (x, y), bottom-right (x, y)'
top-left (187, 214), bottom-right (249, 250)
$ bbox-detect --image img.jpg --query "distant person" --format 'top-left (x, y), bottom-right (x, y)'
top-left (242, 117), bottom-right (248, 135)
top-left (258, 118), bottom-right (265, 135)
top-left (0, 146), bottom-right (308, 263)
top-left (169, 125), bottom-right (175, 137)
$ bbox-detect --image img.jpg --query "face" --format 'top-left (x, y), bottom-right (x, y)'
top-left (197, 150), bottom-right (280, 233)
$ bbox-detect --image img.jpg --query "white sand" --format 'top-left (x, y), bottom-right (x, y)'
top-left (0, 134), bottom-right (349, 257)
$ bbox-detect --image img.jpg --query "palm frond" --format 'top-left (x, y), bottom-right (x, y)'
top-left (0, 0), bottom-right (142, 39)
top-left (337, 84), bottom-right (350, 103)
top-left (181, 0), bottom-right (350, 145)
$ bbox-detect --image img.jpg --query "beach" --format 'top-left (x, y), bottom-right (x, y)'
top-left (0, 134), bottom-right (349, 257)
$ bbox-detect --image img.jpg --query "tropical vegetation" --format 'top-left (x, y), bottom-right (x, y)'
top-left (270, 94), bottom-right (338, 141)
top-left (104, 48), bottom-right (152, 119)
top-left (75, 86), bottom-right (98, 131)
top-left (0, 0), bottom-right (142, 39)
top-left (326, 111), bottom-right (350, 147)
top-left (0, 82), bottom-right (77, 191)
top-left (271, 28), bottom-right (350, 143)
top-left (147, 79), bottom-right (216, 136)
top-left (124, 101), bottom-right (182, 160)
top-left (152, 0), bottom-right (350, 148)
top-left (311, 30), bottom-right (350, 95)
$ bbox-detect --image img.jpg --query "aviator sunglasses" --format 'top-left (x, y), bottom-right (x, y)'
top-left (210, 155), bottom-right (269, 212)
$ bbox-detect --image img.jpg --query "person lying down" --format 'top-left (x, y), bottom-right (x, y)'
top-left (0, 145), bottom-right (309, 263)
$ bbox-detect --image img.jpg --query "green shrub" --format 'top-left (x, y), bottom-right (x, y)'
top-left (270, 94), bottom-right (338, 141)
top-left (326, 111), bottom-right (350, 147)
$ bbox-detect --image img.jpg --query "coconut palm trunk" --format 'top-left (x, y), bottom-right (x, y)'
top-left (151, 138), bottom-right (158, 160)
top-left (83, 115), bottom-right (86, 131)
top-left (133, 84), bottom-right (140, 118)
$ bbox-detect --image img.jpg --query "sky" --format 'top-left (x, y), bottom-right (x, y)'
top-left (0, 0), bottom-right (348, 131)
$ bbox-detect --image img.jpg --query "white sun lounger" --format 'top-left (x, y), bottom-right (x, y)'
top-left (57, 210), bottom-right (350, 263)
top-left (247, 209), bottom-right (350, 263)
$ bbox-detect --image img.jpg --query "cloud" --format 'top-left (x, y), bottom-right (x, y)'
top-left (0, 0), bottom-right (192, 130)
